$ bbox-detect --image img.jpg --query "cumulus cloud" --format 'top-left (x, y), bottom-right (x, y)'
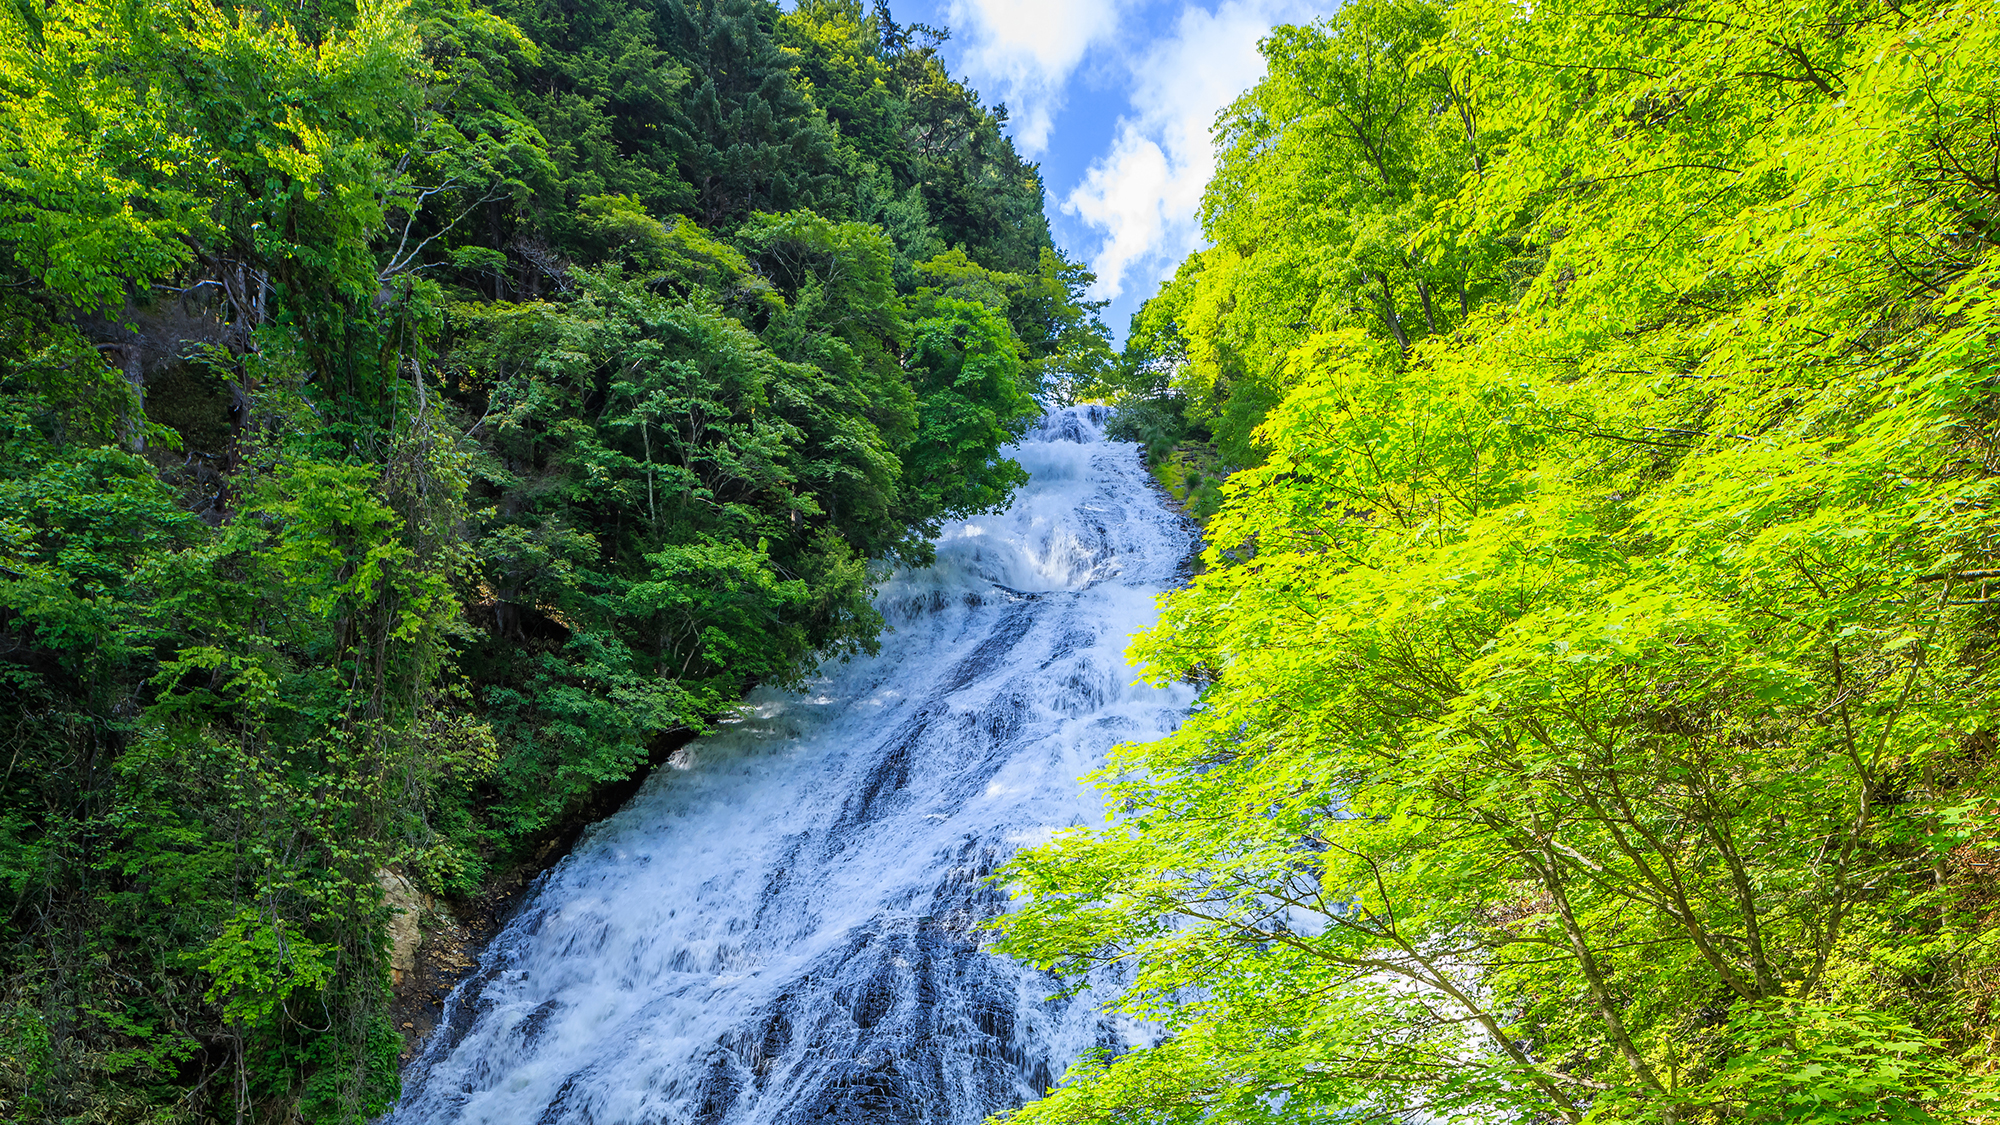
top-left (1065, 0), bottom-right (1322, 305)
top-left (945, 0), bottom-right (1129, 154)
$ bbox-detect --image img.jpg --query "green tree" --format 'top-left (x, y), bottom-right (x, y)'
top-left (656, 0), bottom-right (844, 227)
top-left (900, 294), bottom-right (1037, 541)
top-left (996, 1), bottom-right (2000, 1122)
top-left (1114, 0), bottom-right (1506, 465)
top-left (0, 0), bottom-right (1082, 1116)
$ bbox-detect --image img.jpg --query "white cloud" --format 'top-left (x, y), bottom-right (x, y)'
top-left (1064, 0), bottom-right (1322, 305)
top-left (945, 0), bottom-right (1129, 154)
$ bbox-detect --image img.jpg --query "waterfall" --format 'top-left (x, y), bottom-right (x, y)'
top-left (389, 406), bottom-right (1194, 1125)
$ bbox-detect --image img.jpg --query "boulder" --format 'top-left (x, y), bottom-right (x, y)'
top-left (378, 869), bottom-right (428, 986)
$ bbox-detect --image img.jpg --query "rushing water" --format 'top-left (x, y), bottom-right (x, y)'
top-left (390, 407), bottom-right (1194, 1125)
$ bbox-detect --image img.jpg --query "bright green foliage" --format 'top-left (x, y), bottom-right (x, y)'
top-left (1097, 0), bottom-right (1503, 461)
top-left (196, 908), bottom-right (339, 1027)
top-left (445, 263), bottom-right (888, 834)
top-left (916, 247), bottom-right (1116, 407)
top-left (903, 295), bottom-right (1037, 532)
top-left (998, 1), bottom-right (2000, 1123)
top-left (0, 0), bottom-right (1092, 1118)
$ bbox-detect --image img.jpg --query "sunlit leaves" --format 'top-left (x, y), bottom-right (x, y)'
top-left (194, 907), bottom-right (339, 1028)
top-left (996, 0), bottom-right (2000, 1122)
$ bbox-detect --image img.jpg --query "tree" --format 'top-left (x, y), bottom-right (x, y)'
top-left (995, 1), bottom-right (2000, 1121)
top-left (0, 0), bottom-right (1079, 1117)
top-left (1119, 0), bottom-right (1507, 464)
top-left (899, 294), bottom-right (1037, 542)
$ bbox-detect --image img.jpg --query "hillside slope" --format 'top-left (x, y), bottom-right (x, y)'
top-left (0, 1), bottom-right (1109, 1119)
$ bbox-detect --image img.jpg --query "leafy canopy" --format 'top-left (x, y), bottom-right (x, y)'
top-left (1000, 1), bottom-right (2000, 1122)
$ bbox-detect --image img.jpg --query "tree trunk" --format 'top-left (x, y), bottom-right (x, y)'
top-left (1416, 278), bottom-right (1439, 334)
top-left (1454, 80), bottom-right (1484, 175)
top-left (1375, 273), bottom-right (1410, 351)
top-left (120, 343), bottom-right (146, 453)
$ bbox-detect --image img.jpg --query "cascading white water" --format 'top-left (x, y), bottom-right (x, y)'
top-left (390, 406), bottom-right (1193, 1125)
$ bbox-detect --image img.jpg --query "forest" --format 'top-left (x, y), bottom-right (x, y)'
top-left (999, 0), bottom-right (2000, 1122)
top-left (0, 0), bottom-right (1111, 1118)
top-left (7, 0), bottom-right (1999, 1120)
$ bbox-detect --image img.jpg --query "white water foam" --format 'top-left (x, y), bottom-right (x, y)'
top-left (389, 406), bottom-right (1194, 1125)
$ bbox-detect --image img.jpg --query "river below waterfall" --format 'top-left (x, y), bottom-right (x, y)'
top-left (387, 407), bottom-right (1195, 1125)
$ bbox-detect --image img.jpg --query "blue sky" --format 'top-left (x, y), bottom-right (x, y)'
top-left (877, 0), bottom-right (1339, 341)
